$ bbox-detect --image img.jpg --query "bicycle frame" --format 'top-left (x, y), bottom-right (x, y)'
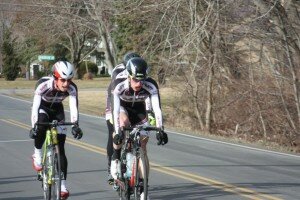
top-left (116, 125), bottom-right (160, 200)
top-left (42, 127), bottom-right (59, 184)
top-left (36, 120), bottom-right (75, 200)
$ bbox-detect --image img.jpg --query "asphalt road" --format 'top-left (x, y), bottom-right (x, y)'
top-left (0, 94), bottom-right (300, 200)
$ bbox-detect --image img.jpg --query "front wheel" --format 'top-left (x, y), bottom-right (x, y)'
top-left (42, 145), bottom-right (61, 200)
top-left (133, 149), bottom-right (148, 200)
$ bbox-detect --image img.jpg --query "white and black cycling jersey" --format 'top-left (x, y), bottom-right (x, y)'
top-left (111, 73), bottom-right (163, 135)
top-left (31, 76), bottom-right (79, 128)
top-left (106, 67), bottom-right (154, 120)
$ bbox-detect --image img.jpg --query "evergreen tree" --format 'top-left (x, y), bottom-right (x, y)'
top-left (1, 28), bottom-right (20, 81)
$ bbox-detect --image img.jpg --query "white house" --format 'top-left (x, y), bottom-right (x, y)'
top-left (30, 61), bottom-right (44, 78)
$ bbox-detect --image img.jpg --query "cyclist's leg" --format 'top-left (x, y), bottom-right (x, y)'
top-left (57, 134), bottom-right (67, 179)
top-left (127, 103), bottom-right (149, 179)
top-left (106, 119), bottom-right (114, 183)
top-left (111, 108), bottom-right (129, 180)
top-left (140, 135), bottom-right (150, 179)
top-left (127, 104), bottom-right (150, 199)
top-left (32, 111), bottom-right (49, 171)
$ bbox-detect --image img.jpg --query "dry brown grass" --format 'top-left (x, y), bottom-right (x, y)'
top-left (0, 77), bottom-right (110, 117)
top-left (0, 77), bottom-right (111, 89)
top-left (0, 77), bottom-right (173, 119)
top-left (1, 78), bottom-right (295, 153)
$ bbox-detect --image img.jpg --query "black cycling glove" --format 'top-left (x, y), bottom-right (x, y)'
top-left (156, 130), bottom-right (168, 145)
top-left (29, 128), bottom-right (37, 139)
top-left (113, 128), bottom-right (124, 145)
top-left (113, 134), bottom-right (124, 145)
top-left (72, 126), bottom-right (83, 139)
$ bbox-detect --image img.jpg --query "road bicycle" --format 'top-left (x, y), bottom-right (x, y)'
top-left (115, 125), bottom-right (161, 200)
top-left (35, 120), bottom-right (75, 200)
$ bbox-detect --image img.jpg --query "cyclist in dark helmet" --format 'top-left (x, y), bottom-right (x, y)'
top-left (109, 57), bottom-right (168, 200)
top-left (110, 52), bottom-right (141, 80)
top-left (105, 52), bottom-right (155, 185)
top-left (123, 52), bottom-right (141, 66)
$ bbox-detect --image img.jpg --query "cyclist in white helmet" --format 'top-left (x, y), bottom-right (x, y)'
top-left (29, 60), bottom-right (83, 199)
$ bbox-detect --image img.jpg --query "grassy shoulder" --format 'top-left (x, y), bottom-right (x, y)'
top-left (1, 78), bottom-right (296, 154)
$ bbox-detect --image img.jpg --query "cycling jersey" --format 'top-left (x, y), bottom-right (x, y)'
top-left (110, 70), bottom-right (163, 135)
top-left (31, 76), bottom-right (79, 128)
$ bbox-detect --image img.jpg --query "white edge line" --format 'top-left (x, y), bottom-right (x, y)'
top-left (1, 93), bottom-right (300, 159)
top-left (0, 139), bottom-right (32, 143)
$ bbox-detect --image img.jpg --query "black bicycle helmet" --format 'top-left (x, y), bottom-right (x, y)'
top-left (126, 57), bottom-right (148, 80)
top-left (123, 52), bottom-right (140, 66)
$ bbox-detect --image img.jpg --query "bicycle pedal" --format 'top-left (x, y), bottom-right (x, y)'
top-left (37, 174), bottom-right (43, 181)
top-left (108, 181), bottom-right (114, 185)
top-left (113, 185), bottom-right (120, 191)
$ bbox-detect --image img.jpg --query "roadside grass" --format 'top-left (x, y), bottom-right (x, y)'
top-left (0, 78), bottom-right (110, 117)
top-left (1, 78), bottom-right (296, 153)
top-left (0, 77), bottom-right (111, 89)
top-left (0, 77), bottom-right (179, 120)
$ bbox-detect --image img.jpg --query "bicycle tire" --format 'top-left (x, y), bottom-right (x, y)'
top-left (52, 145), bottom-right (61, 200)
top-left (42, 146), bottom-right (52, 200)
top-left (42, 145), bottom-right (61, 200)
top-left (118, 149), bottom-right (131, 200)
top-left (133, 149), bottom-right (148, 200)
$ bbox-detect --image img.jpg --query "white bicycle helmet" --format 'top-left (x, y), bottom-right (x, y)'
top-left (52, 61), bottom-right (74, 79)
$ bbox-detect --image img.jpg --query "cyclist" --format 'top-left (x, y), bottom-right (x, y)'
top-left (110, 57), bottom-right (168, 200)
top-left (29, 61), bottom-right (83, 199)
top-left (105, 52), bottom-right (155, 184)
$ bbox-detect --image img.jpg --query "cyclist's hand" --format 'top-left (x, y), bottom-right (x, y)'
top-left (113, 129), bottom-right (124, 145)
top-left (72, 126), bottom-right (83, 139)
top-left (156, 130), bottom-right (168, 145)
top-left (29, 128), bottom-right (37, 139)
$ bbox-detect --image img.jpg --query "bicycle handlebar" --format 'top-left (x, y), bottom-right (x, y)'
top-left (123, 125), bottom-right (162, 133)
top-left (35, 120), bottom-right (76, 127)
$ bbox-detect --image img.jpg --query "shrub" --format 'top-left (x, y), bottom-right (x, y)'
top-left (77, 61), bottom-right (98, 79)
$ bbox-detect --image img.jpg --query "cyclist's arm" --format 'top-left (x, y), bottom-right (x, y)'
top-left (112, 92), bottom-right (121, 134)
top-left (145, 97), bottom-right (152, 112)
top-left (105, 83), bottom-right (113, 122)
top-left (31, 94), bottom-right (42, 128)
top-left (150, 93), bottom-right (163, 128)
top-left (68, 84), bottom-right (79, 123)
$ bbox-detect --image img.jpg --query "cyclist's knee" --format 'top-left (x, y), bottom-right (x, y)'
top-left (140, 136), bottom-right (149, 150)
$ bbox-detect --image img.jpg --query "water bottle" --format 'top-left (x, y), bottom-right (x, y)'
top-left (125, 152), bottom-right (134, 178)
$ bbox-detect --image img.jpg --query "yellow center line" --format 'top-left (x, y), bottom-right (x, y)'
top-left (1, 118), bottom-right (283, 200)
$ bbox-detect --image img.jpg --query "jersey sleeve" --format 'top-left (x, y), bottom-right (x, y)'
top-left (31, 78), bottom-right (50, 128)
top-left (31, 94), bottom-right (42, 128)
top-left (68, 84), bottom-right (79, 123)
top-left (111, 79), bottom-right (126, 135)
top-left (151, 94), bottom-right (163, 128)
top-left (105, 82), bottom-right (113, 120)
top-left (143, 78), bottom-right (163, 128)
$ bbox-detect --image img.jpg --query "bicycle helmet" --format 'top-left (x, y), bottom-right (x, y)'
top-left (126, 57), bottom-right (148, 80)
top-left (123, 52), bottom-right (140, 66)
top-left (52, 61), bottom-right (74, 79)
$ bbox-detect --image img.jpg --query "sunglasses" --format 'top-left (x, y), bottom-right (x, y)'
top-left (131, 77), bottom-right (145, 83)
top-left (59, 78), bottom-right (72, 83)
